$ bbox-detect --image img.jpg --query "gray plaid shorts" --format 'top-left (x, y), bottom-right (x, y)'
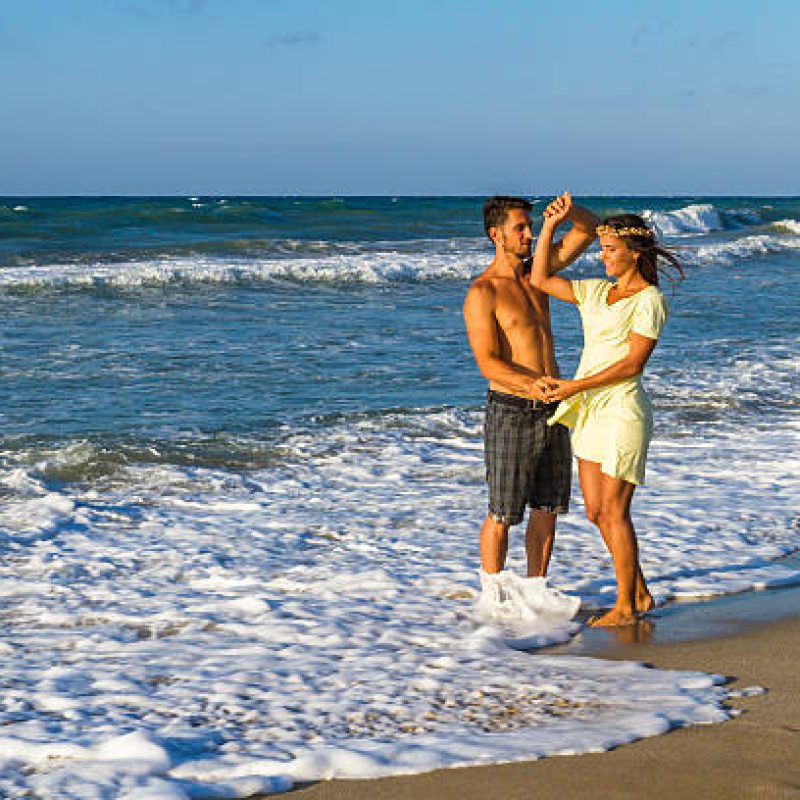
top-left (484, 390), bottom-right (571, 525)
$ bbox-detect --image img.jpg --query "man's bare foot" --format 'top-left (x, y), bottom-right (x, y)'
top-left (590, 608), bottom-right (638, 627)
top-left (636, 592), bottom-right (654, 614)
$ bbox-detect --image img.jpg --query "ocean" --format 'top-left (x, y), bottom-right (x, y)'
top-left (0, 196), bottom-right (798, 797)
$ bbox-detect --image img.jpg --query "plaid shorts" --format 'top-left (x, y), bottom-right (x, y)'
top-left (484, 390), bottom-right (571, 525)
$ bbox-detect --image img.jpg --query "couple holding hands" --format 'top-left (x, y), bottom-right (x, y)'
top-left (464, 193), bottom-right (682, 627)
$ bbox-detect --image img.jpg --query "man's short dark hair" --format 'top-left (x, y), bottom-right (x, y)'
top-left (483, 196), bottom-right (533, 240)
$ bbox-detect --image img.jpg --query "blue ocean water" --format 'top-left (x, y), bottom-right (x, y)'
top-left (1, 196), bottom-right (797, 446)
top-left (0, 196), bottom-right (797, 796)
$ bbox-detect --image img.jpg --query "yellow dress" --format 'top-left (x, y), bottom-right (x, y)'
top-left (548, 278), bottom-right (669, 484)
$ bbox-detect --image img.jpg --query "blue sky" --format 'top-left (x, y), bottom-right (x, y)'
top-left (1, 0), bottom-right (798, 195)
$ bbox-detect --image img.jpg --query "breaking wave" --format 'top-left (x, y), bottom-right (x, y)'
top-left (643, 203), bottom-right (725, 236)
top-left (0, 248), bottom-right (487, 290)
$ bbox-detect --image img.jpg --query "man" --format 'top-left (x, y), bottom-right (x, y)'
top-left (464, 195), bottom-right (597, 581)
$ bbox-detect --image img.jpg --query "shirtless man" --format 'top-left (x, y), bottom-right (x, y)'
top-left (464, 196), bottom-right (597, 579)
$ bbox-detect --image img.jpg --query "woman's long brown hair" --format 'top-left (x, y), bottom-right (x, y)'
top-left (601, 213), bottom-right (685, 287)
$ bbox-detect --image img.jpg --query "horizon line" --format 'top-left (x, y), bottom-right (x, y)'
top-left (3, 192), bottom-right (800, 199)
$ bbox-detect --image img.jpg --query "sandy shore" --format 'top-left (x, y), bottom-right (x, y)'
top-left (285, 615), bottom-right (800, 799)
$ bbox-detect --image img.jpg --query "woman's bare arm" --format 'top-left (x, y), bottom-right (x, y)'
top-left (530, 193), bottom-right (577, 304)
top-left (543, 333), bottom-right (659, 401)
top-left (547, 203), bottom-right (598, 274)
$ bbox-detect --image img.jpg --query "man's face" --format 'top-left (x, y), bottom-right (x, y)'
top-left (494, 209), bottom-right (533, 259)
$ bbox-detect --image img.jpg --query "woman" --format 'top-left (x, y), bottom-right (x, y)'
top-left (530, 193), bottom-right (683, 627)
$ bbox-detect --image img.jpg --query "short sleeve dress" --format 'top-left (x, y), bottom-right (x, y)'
top-left (548, 278), bottom-right (669, 485)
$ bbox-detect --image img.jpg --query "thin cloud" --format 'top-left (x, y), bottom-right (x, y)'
top-left (265, 31), bottom-right (321, 48)
top-left (729, 84), bottom-right (769, 97)
top-left (165, 0), bottom-right (208, 13)
top-left (116, 3), bottom-right (150, 15)
top-left (713, 30), bottom-right (741, 47)
top-left (111, 0), bottom-right (208, 16)
top-left (631, 16), bottom-right (675, 47)
top-left (631, 25), bottom-right (649, 48)
top-left (685, 30), bottom-right (741, 49)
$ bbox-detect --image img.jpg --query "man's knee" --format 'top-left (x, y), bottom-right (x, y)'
top-left (483, 514), bottom-right (512, 535)
top-left (527, 509), bottom-right (556, 536)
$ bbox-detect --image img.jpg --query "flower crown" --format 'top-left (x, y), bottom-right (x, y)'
top-left (596, 224), bottom-right (655, 238)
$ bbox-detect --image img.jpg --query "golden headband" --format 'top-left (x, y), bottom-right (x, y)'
top-left (596, 224), bottom-right (655, 238)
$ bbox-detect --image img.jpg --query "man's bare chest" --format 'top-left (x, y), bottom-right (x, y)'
top-left (494, 283), bottom-right (550, 334)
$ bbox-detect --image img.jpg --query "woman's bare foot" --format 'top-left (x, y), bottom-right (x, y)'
top-left (590, 607), bottom-right (638, 627)
top-left (636, 591), bottom-right (654, 614)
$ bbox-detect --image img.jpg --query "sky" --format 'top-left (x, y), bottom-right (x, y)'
top-left (1, 0), bottom-right (798, 195)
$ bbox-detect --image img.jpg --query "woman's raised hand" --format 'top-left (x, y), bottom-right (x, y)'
top-left (543, 192), bottom-right (573, 227)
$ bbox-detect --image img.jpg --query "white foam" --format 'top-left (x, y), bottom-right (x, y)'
top-left (0, 243), bottom-right (488, 290)
top-left (643, 203), bottom-right (723, 236)
top-left (474, 570), bottom-right (580, 647)
top-left (0, 390), bottom-right (796, 796)
top-left (673, 233), bottom-right (800, 267)
top-left (771, 218), bottom-right (800, 235)
top-left (2, 215), bottom-right (799, 291)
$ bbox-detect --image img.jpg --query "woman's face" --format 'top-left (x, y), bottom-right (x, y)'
top-left (599, 235), bottom-right (639, 279)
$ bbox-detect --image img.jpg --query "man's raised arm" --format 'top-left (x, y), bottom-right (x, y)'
top-left (463, 283), bottom-right (548, 400)
top-left (546, 203), bottom-right (598, 274)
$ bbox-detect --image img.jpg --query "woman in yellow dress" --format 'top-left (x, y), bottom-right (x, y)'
top-left (530, 193), bottom-right (683, 627)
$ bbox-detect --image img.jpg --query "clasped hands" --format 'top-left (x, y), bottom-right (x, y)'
top-left (529, 376), bottom-right (580, 404)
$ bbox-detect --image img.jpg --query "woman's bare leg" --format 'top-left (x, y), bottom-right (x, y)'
top-left (594, 472), bottom-right (640, 625)
top-left (578, 460), bottom-right (652, 622)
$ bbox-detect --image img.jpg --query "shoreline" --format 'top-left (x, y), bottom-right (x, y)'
top-left (549, 566), bottom-right (800, 656)
top-left (281, 586), bottom-right (800, 799)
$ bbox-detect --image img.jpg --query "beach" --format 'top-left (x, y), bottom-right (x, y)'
top-left (0, 196), bottom-right (797, 797)
top-left (288, 612), bottom-right (800, 800)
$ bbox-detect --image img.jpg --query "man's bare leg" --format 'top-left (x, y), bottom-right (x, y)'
top-left (480, 515), bottom-right (509, 574)
top-left (525, 510), bottom-right (556, 577)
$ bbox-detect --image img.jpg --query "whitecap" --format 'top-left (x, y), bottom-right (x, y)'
top-left (643, 203), bottom-right (724, 236)
top-left (770, 218), bottom-right (800, 235)
top-left (690, 233), bottom-right (800, 265)
top-left (0, 246), bottom-right (488, 290)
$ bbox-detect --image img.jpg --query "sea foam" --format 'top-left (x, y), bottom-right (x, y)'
top-left (771, 218), bottom-right (800, 235)
top-left (0, 393), bottom-right (797, 797)
top-left (643, 203), bottom-right (724, 236)
top-left (1, 229), bottom-right (798, 290)
top-left (0, 247), bottom-right (486, 289)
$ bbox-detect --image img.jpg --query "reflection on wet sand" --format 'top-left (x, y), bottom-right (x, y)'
top-left (606, 618), bottom-right (655, 646)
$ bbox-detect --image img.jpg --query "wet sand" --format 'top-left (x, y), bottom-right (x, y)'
top-left (285, 608), bottom-right (800, 799)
